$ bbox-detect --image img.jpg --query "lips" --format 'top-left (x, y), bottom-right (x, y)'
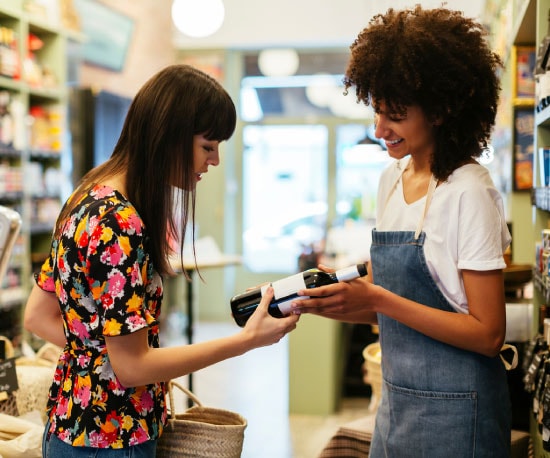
top-left (385, 138), bottom-right (404, 147)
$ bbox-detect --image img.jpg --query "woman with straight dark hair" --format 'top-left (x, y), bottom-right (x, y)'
top-left (24, 64), bottom-right (299, 457)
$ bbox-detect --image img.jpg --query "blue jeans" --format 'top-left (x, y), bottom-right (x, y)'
top-left (42, 423), bottom-right (157, 458)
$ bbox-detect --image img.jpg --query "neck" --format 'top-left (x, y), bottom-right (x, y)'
top-left (405, 157), bottom-right (431, 177)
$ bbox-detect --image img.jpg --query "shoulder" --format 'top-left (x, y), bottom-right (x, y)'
top-left (446, 162), bottom-right (495, 188)
top-left (69, 185), bottom-right (146, 237)
top-left (443, 163), bottom-right (501, 202)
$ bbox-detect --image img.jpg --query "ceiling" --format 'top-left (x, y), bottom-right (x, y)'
top-left (364, 1), bottom-right (486, 22)
top-left (172, 0), bottom-right (488, 50)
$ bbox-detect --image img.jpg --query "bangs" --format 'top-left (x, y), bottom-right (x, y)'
top-left (196, 92), bottom-right (237, 141)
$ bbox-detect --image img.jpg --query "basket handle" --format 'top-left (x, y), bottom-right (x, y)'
top-left (166, 380), bottom-right (203, 418)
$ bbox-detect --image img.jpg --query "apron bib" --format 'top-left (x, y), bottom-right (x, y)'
top-left (368, 172), bottom-right (511, 458)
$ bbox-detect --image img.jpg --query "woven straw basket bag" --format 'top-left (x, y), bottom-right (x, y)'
top-left (157, 380), bottom-right (247, 458)
top-left (0, 336), bottom-right (17, 417)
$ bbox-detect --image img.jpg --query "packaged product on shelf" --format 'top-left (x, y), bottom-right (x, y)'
top-left (23, 34), bottom-right (44, 88)
top-left (533, 359), bottom-right (550, 420)
top-left (541, 375), bottom-right (550, 450)
top-left (523, 335), bottom-right (548, 393)
top-left (29, 106), bottom-right (50, 152)
top-left (47, 106), bottom-right (63, 152)
top-left (0, 91), bottom-right (13, 148)
top-left (0, 26), bottom-right (19, 79)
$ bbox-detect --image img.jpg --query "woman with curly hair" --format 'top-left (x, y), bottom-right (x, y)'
top-left (293, 6), bottom-right (511, 456)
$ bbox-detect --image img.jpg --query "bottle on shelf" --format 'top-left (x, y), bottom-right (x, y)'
top-left (230, 263), bottom-right (368, 327)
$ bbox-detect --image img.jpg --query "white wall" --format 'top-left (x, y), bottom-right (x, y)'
top-left (172, 0), bottom-right (486, 49)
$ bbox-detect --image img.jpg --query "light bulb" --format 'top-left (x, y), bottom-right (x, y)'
top-left (258, 49), bottom-right (300, 77)
top-left (172, 0), bottom-right (225, 38)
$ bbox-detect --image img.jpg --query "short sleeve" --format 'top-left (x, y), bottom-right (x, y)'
top-left (36, 242), bottom-right (57, 293)
top-left (456, 185), bottom-right (509, 271)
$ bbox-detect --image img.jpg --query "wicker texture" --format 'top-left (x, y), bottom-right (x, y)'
top-left (0, 340), bottom-right (59, 420)
top-left (157, 381), bottom-right (247, 458)
top-left (0, 392), bottom-right (18, 417)
top-left (14, 365), bottom-right (54, 421)
top-left (0, 336), bottom-right (18, 417)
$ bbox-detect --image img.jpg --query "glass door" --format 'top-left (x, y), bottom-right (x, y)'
top-left (242, 124), bottom-right (328, 273)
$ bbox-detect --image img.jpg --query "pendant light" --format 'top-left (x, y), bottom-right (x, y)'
top-left (172, 0), bottom-right (225, 38)
top-left (258, 49), bottom-right (300, 77)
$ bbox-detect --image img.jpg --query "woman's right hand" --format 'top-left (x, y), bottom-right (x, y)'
top-left (241, 287), bottom-right (299, 348)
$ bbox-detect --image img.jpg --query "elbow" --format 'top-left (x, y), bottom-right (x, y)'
top-left (111, 365), bottom-right (136, 388)
top-left (482, 332), bottom-right (505, 358)
top-left (110, 359), bottom-right (143, 388)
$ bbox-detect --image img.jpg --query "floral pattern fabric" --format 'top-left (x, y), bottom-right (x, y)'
top-left (36, 185), bottom-right (166, 448)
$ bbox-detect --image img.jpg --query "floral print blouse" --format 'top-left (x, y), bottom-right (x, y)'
top-left (36, 185), bottom-right (166, 448)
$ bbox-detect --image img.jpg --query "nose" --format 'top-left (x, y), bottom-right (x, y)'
top-left (208, 150), bottom-right (220, 167)
top-left (374, 116), bottom-right (386, 139)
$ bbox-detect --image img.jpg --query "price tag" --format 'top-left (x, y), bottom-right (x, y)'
top-left (0, 357), bottom-right (18, 393)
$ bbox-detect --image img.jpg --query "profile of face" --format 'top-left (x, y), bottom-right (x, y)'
top-left (168, 134), bottom-right (221, 191)
top-left (193, 134), bottom-right (221, 185)
top-left (373, 102), bottom-right (438, 160)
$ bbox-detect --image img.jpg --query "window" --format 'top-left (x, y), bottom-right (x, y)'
top-left (242, 125), bottom-right (328, 272)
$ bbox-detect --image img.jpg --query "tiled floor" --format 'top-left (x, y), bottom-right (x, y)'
top-left (165, 321), bottom-right (372, 458)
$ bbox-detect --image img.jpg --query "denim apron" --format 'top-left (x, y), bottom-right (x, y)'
top-left (369, 173), bottom-right (511, 458)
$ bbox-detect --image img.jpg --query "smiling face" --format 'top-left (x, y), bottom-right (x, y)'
top-left (373, 102), bottom-right (437, 162)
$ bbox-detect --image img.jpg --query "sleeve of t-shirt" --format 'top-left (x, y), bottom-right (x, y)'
top-left (36, 244), bottom-right (56, 293)
top-left (456, 183), bottom-right (509, 271)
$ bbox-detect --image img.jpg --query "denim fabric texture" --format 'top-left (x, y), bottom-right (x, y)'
top-left (42, 422), bottom-right (157, 458)
top-left (368, 229), bottom-right (511, 457)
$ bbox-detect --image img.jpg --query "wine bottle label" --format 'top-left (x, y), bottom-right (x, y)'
top-left (260, 273), bottom-right (309, 315)
top-left (335, 265), bottom-right (361, 281)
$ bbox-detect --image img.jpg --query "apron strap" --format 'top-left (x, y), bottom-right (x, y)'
top-left (499, 343), bottom-right (518, 371)
top-left (414, 175), bottom-right (438, 240)
top-left (382, 162), bottom-right (438, 240)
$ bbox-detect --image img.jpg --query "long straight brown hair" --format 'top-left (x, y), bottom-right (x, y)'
top-left (55, 65), bottom-right (237, 277)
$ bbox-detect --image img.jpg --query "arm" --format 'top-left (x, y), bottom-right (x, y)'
top-left (294, 265), bottom-right (505, 357)
top-left (23, 284), bottom-right (67, 348)
top-left (105, 287), bottom-right (299, 387)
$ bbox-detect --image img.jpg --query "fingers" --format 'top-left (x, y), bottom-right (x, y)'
top-left (317, 263), bottom-right (336, 273)
top-left (297, 282), bottom-right (336, 298)
top-left (246, 281), bottom-right (270, 292)
top-left (258, 286), bottom-right (274, 311)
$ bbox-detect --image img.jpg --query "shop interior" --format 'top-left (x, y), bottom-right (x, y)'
top-left (0, 0), bottom-right (546, 456)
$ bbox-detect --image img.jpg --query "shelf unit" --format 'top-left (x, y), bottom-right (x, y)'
top-left (0, 1), bottom-right (77, 346)
top-left (513, 0), bottom-right (550, 453)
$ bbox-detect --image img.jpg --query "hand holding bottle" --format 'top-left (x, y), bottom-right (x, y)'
top-left (291, 263), bottom-right (377, 323)
top-left (240, 286), bottom-right (299, 347)
top-left (230, 263), bottom-right (367, 327)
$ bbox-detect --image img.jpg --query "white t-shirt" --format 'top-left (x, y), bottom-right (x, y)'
top-left (375, 156), bottom-right (511, 313)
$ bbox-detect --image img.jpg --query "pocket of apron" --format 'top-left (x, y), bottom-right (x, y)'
top-left (379, 382), bottom-right (477, 457)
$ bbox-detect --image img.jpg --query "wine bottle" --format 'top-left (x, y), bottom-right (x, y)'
top-left (230, 263), bottom-right (367, 327)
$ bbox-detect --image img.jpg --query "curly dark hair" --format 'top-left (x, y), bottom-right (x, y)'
top-left (343, 5), bottom-right (503, 181)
